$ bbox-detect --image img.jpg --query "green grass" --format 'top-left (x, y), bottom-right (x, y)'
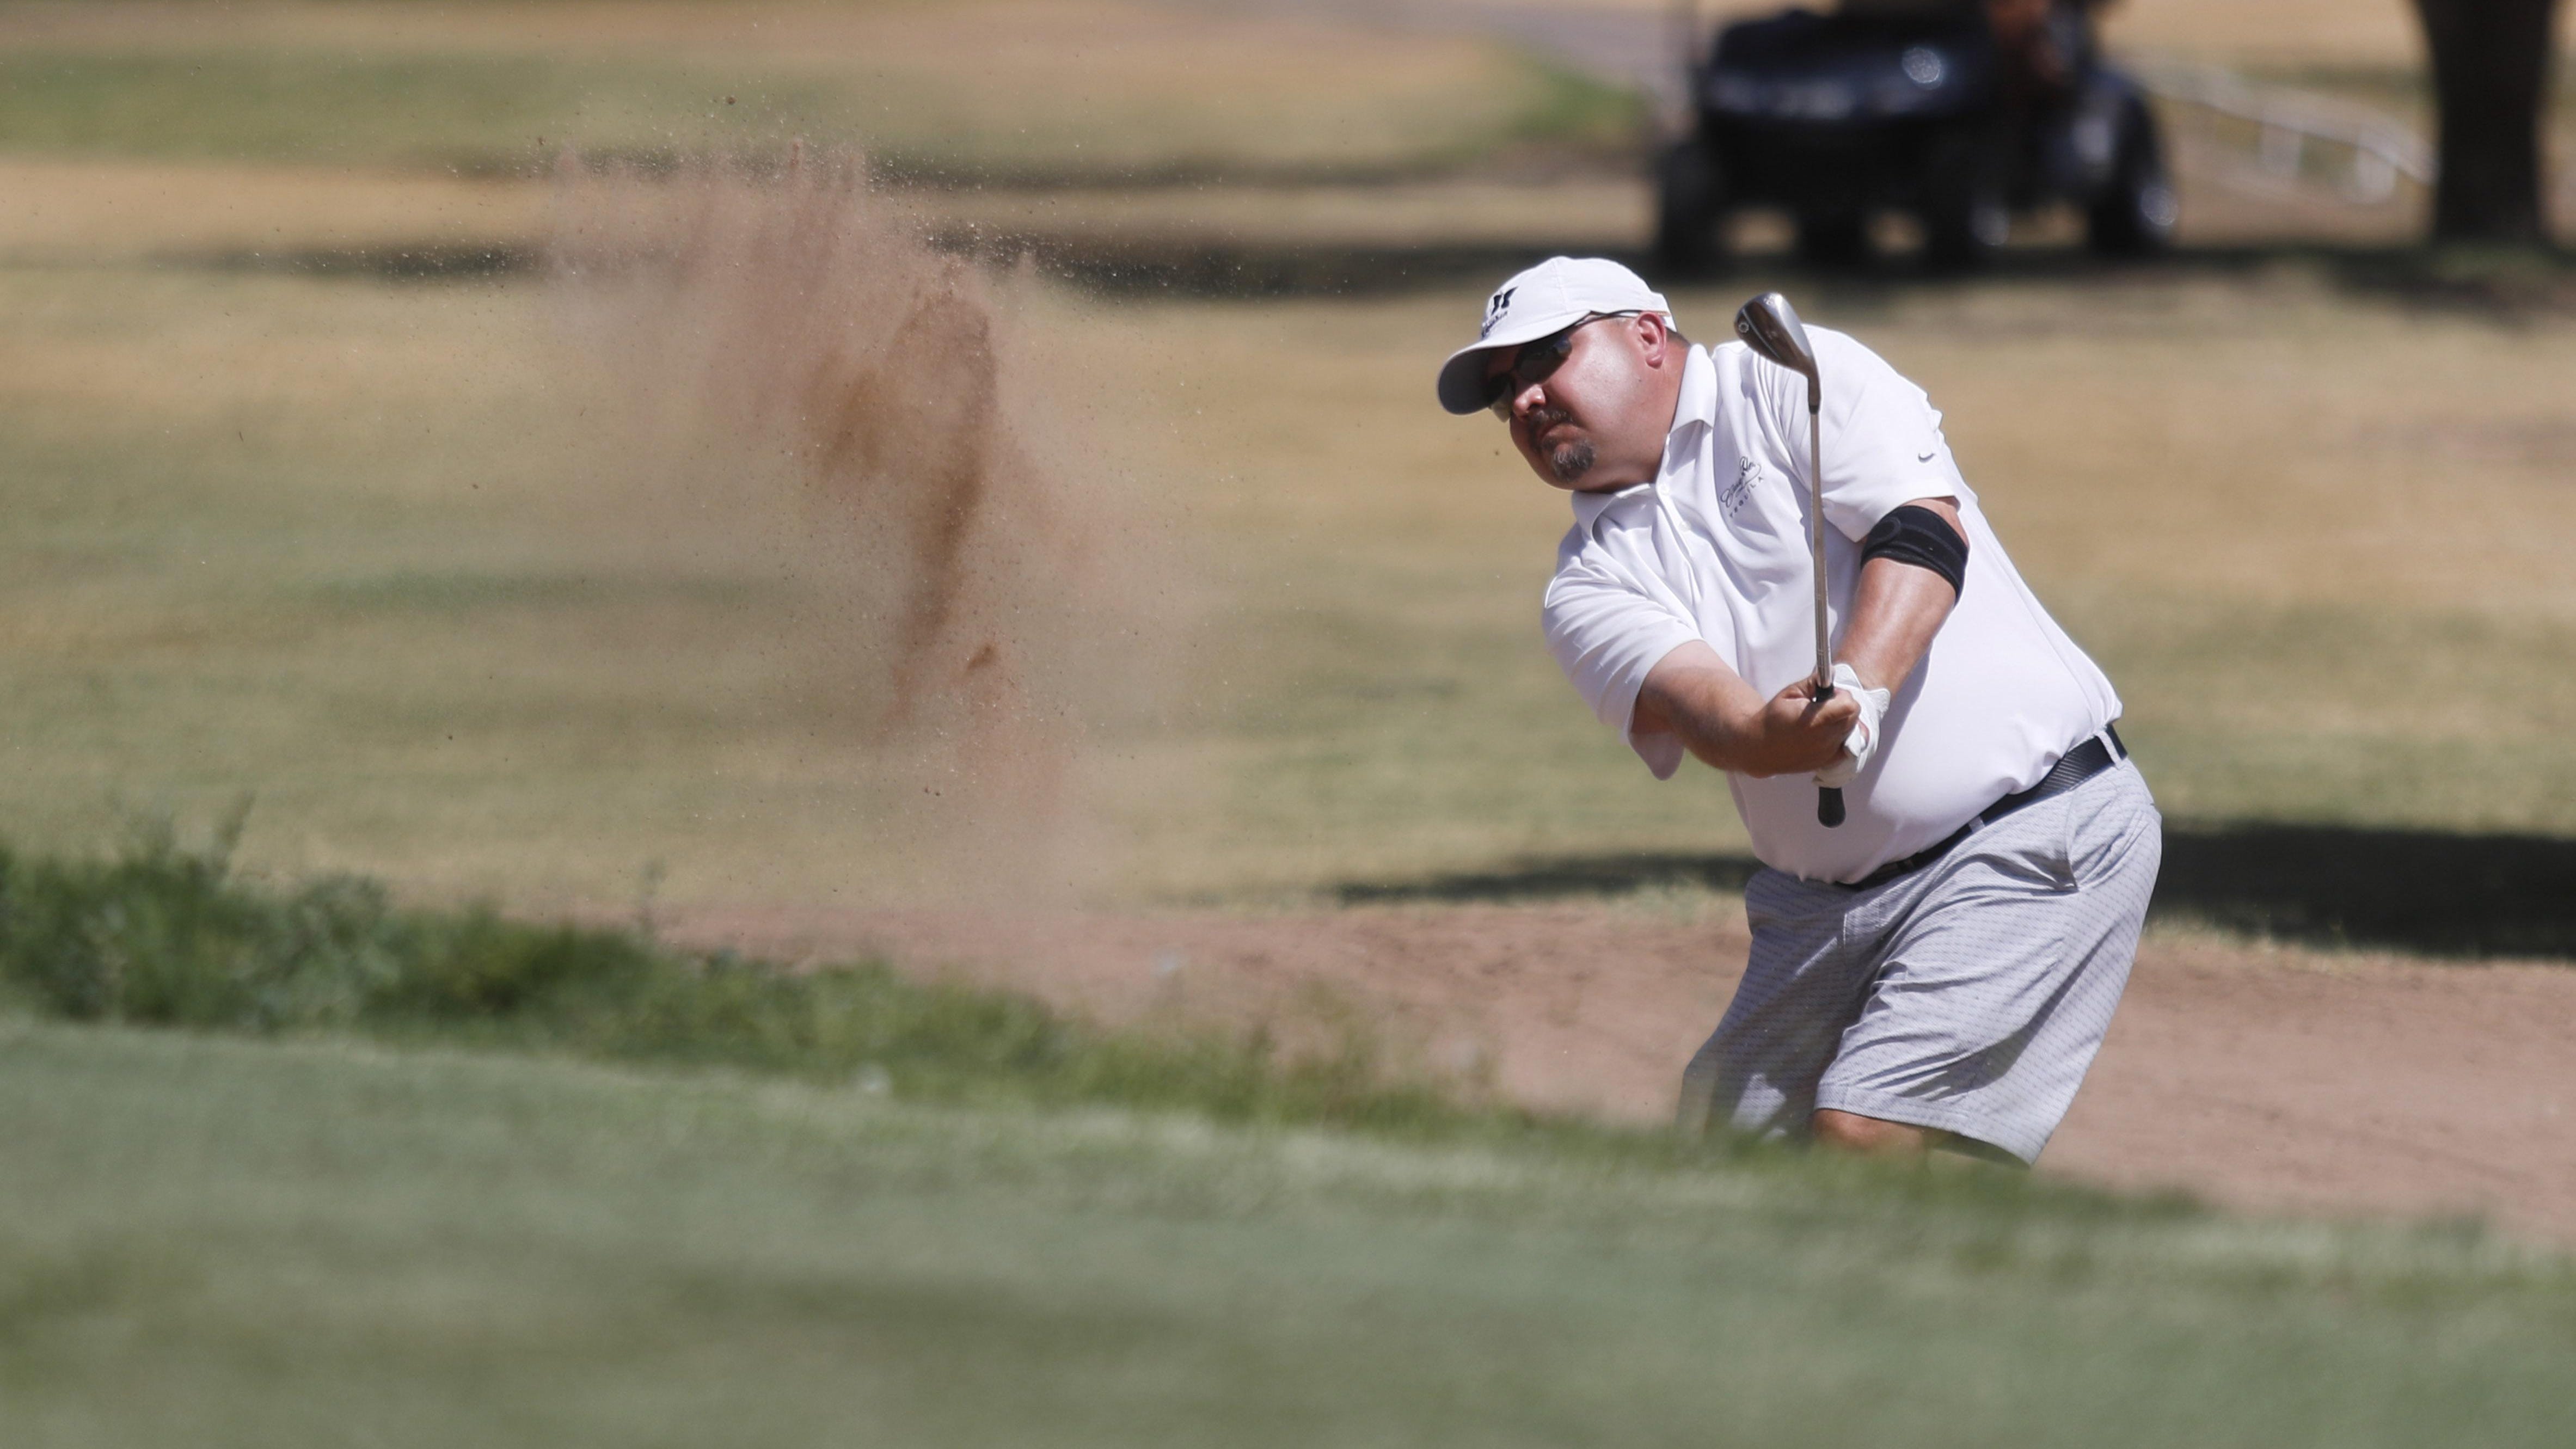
top-left (0, 821), bottom-right (1463, 1129)
top-left (0, 34), bottom-right (1644, 181)
top-left (0, 695), bottom-right (2571, 1445)
top-left (7, 1016), bottom-right (2576, 1447)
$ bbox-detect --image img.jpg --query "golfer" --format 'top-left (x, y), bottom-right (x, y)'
top-left (1438, 257), bottom-right (2160, 1163)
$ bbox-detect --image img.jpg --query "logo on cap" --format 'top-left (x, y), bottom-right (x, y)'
top-left (1480, 286), bottom-right (1516, 338)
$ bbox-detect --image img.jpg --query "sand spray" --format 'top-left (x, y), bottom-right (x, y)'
top-left (545, 150), bottom-right (1170, 904)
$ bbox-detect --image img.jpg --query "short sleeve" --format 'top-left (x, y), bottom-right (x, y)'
top-left (1542, 551), bottom-right (1701, 781)
top-left (1807, 329), bottom-right (1973, 541)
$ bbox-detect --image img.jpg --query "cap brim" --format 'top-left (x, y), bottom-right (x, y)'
top-left (1434, 311), bottom-right (1587, 415)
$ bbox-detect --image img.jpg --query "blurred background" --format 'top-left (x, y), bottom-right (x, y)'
top-left (7, 3), bottom-right (2576, 1441)
top-left (3, 0), bottom-right (2570, 919)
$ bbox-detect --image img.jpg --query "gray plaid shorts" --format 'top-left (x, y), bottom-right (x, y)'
top-left (1679, 758), bottom-right (2161, 1163)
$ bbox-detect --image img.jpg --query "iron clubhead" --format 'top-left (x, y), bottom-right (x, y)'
top-left (1733, 292), bottom-right (1819, 411)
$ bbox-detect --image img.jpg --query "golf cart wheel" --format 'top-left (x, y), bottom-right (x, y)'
top-left (1919, 130), bottom-right (2009, 272)
top-left (1796, 210), bottom-right (1870, 269)
top-left (2086, 97), bottom-right (2178, 256)
top-left (1653, 136), bottom-right (1729, 275)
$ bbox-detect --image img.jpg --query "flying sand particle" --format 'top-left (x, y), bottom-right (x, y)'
top-left (545, 149), bottom-right (1173, 902)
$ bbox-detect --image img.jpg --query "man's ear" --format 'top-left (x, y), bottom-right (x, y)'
top-left (1636, 311), bottom-right (1677, 369)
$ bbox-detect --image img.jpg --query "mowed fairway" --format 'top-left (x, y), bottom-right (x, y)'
top-left (8, 1020), bottom-right (2576, 1449)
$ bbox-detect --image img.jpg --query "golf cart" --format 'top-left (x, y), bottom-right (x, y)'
top-left (1654, 0), bottom-right (2175, 271)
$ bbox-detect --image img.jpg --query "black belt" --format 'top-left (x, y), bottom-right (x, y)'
top-left (1839, 725), bottom-right (2128, 892)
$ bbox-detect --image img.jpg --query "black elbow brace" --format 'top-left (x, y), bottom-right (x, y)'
top-left (1861, 505), bottom-right (1969, 597)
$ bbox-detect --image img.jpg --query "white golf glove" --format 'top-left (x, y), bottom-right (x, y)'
top-left (1812, 662), bottom-right (1888, 789)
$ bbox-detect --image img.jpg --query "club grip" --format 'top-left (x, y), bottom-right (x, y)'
top-left (1814, 672), bottom-right (1845, 825)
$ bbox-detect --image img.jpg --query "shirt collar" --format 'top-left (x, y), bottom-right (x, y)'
top-left (1568, 343), bottom-right (1715, 532)
top-left (1668, 341), bottom-right (1719, 447)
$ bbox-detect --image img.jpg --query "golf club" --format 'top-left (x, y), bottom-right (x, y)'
top-left (1732, 292), bottom-right (1845, 828)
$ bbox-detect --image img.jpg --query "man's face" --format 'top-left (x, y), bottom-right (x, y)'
top-left (1483, 313), bottom-right (1662, 493)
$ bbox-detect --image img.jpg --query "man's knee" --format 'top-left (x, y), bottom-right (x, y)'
top-left (1810, 1108), bottom-right (1936, 1154)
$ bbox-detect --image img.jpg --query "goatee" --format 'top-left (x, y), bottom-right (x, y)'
top-left (1530, 408), bottom-right (1594, 483)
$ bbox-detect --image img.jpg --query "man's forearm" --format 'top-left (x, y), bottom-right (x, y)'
top-left (1637, 496), bottom-right (1963, 778)
top-left (1635, 642), bottom-right (1857, 778)
top-left (1636, 654), bottom-right (1764, 771)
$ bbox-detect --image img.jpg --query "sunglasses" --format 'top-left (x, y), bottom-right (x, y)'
top-left (1483, 311), bottom-right (1638, 420)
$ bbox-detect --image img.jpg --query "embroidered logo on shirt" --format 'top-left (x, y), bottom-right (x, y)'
top-left (1721, 456), bottom-right (1761, 518)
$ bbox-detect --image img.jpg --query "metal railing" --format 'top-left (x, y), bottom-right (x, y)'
top-left (2131, 57), bottom-right (2433, 203)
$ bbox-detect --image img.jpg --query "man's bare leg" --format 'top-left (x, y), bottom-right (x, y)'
top-left (1811, 1108), bottom-right (1937, 1154)
top-left (1811, 1108), bottom-right (2030, 1168)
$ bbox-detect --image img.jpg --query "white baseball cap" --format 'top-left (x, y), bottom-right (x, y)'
top-left (1435, 256), bottom-right (1675, 415)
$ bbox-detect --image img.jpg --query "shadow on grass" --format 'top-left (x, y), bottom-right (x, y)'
top-left (188, 235), bottom-right (1598, 297)
top-left (948, 235), bottom-right (2576, 310)
top-left (1336, 824), bottom-right (2576, 961)
top-left (180, 232), bottom-right (2576, 310)
top-left (189, 243), bottom-right (538, 280)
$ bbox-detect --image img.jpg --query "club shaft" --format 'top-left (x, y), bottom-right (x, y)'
top-left (1808, 400), bottom-right (1831, 696)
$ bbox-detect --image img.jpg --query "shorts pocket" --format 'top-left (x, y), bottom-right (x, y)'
top-left (2029, 794), bottom-right (2080, 893)
top-left (2070, 770), bottom-right (2160, 891)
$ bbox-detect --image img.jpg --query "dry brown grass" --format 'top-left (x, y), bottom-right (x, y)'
top-left (0, 0), bottom-right (2570, 912)
top-left (1828, 279), bottom-right (2576, 618)
top-left (0, 158), bottom-right (545, 265)
top-left (1444, 0), bottom-right (2573, 69)
top-left (2101, 0), bottom-right (2432, 66)
top-left (0, 140), bottom-right (2430, 272)
top-left (0, 1), bottom-right (947, 55)
top-left (1416, 0), bottom-right (2573, 74)
top-left (0, 152), bottom-right (1657, 267)
top-left (7, 241), bottom-right (2576, 910)
top-left (1496, 0), bottom-right (2460, 65)
top-left (1015, 269), bottom-right (2576, 887)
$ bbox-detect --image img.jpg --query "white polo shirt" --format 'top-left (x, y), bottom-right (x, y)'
top-left (1542, 333), bottom-right (2120, 884)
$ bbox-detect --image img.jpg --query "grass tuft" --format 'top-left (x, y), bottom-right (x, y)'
top-left (0, 822), bottom-right (1471, 1133)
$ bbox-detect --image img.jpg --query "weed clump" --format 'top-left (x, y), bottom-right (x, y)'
top-left (0, 826), bottom-right (1459, 1132)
